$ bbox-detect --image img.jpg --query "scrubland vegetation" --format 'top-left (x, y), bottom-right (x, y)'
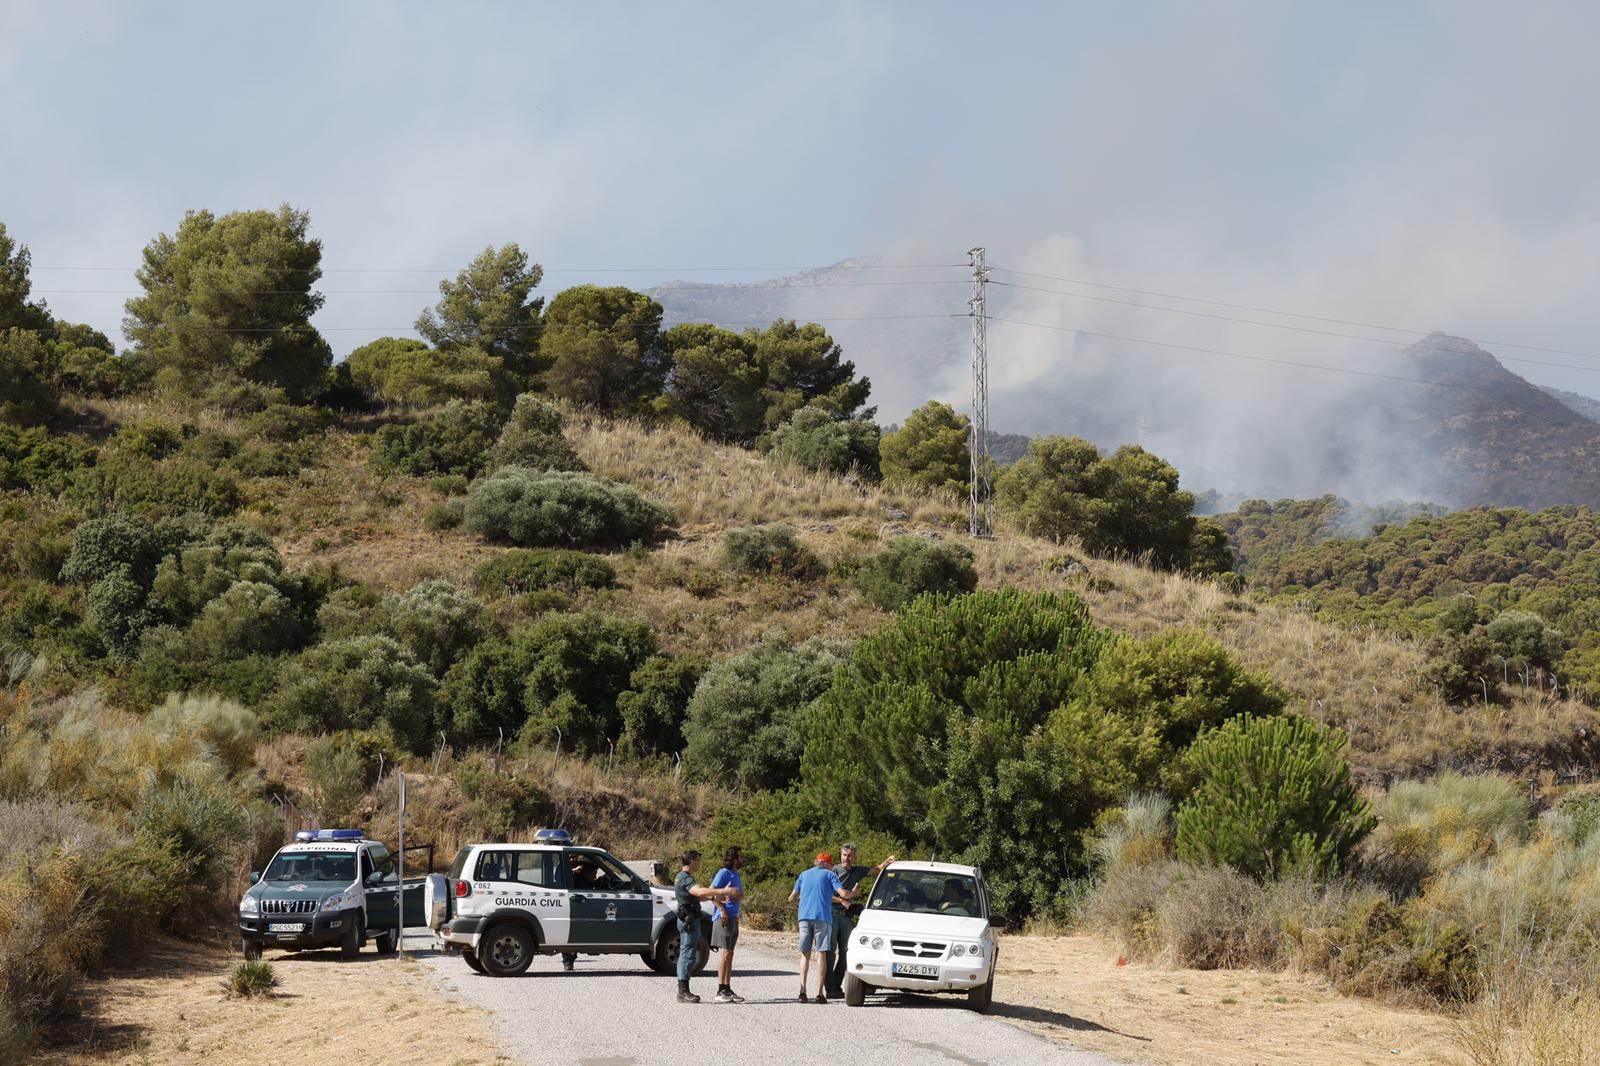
top-left (4, 209), bottom-right (1600, 1063)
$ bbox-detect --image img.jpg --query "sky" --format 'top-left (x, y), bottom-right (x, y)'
top-left (5, 0), bottom-right (1600, 495)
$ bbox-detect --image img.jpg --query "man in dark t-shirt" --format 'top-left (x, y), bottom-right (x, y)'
top-left (825, 841), bottom-right (895, 998)
top-left (672, 850), bottom-right (736, 1004)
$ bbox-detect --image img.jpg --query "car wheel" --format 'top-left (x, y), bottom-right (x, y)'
top-left (639, 951), bottom-right (656, 971)
top-left (340, 914), bottom-right (362, 960)
top-left (967, 973), bottom-right (994, 1013)
top-left (652, 926), bottom-right (710, 976)
top-left (462, 948), bottom-right (485, 974)
top-left (481, 924), bottom-right (535, 977)
top-left (374, 928), bottom-right (398, 955)
top-left (242, 940), bottom-right (262, 961)
top-left (844, 974), bottom-right (867, 1007)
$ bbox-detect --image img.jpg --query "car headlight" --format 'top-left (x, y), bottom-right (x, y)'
top-left (240, 895), bottom-right (259, 915)
top-left (320, 893), bottom-right (347, 912)
top-left (858, 934), bottom-right (868, 945)
top-left (967, 942), bottom-right (983, 958)
top-left (870, 937), bottom-right (883, 950)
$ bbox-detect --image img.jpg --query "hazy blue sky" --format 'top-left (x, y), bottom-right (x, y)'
top-left (5, 1), bottom-right (1600, 405)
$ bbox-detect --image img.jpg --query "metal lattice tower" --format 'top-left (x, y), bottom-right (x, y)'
top-left (968, 246), bottom-right (993, 537)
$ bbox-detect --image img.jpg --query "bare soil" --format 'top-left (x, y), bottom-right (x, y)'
top-left (33, 937), bottom-right (511, 1066)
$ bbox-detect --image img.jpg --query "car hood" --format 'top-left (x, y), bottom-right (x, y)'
top-left (247, 882), bottom-right (348, 902)
top-left (855, 910), bottom-right (990, 940)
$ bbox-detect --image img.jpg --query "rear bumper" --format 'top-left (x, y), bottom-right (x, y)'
top-left (239, 908), bottom-right (358, 948)
top-left (440, 915), bottom-right (483, 949)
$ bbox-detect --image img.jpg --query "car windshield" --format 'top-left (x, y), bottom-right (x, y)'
top-left (866, 869), bottom-right (983, 918)
top-left (263, 851), bottom-right (355, 882)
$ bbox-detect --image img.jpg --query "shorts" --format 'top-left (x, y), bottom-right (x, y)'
top-left (713, 916), bottom-right (739, 950)
top-left (798, 918), bottom-right (832, 954)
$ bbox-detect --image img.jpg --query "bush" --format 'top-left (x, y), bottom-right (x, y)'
top-left (347, 336), bottom-right (503, 406)
top-left (421, 500), bottom-right (463, 530)
top-left (224, 960), bottom-right (277, 999)
top-left (463, 467), bottom-right (673, 548)
top-left (683, 635), bottom-right (850, 791)
top-left (879, 400), bottom-right (970, 497)
top-left (1483, 610), bottom-right (1565, 673)
top-left (1176, 715), bottom-right (1375, 881)
top-left (456, 754), bottom-right (545, 839)
top-left (854, 537), bottom-right (977, 609)
top-left (0, 425), bottom-right (96, 493)
top-left (490, 393), bottom-right (584, 472)
top-left (85, 569), bottom-right (154, 657)
top-left (1415, 629), bottom-right (1501, 703)
top-left (144, 693), bottom-right (259, 778)
top-left (229, 442), bottom-right (316, 478)
top-left (303, 732), bottom-right (388, 825)
top-left (66, 453), bottom-right (241, 516)
top-left (134, 778), bottom-right (246, 891)
top-left (1092, 793), bottom-right (1175, 872)
top-left (382, 579), bottom-right (486, 676)
top-left (616, 655), bottom-right (703, 757)
top-left (109, 419), bottom-right (191, 460)
top-left (263, 635), bottom-right (437, 751)
top-left (472, 549), bottom-right (616, 596)
top-left (441, 612), bottom-right (658, 753)
top-left (764, 405), bottom-right (880, 478)
top-left (244, 403), bottom-right (332, 442)
top-left (1365, 772), bottom-right (1530, 897)
top-left (369, 400), bottom-right (503, 478)
top-left (61, 512), bottom-right (164, 588)
top-left (720, 524), bottom-right (818, 578)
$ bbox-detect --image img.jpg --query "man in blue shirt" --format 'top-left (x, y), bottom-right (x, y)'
top-left (788, 852), bottom-right (856, 1003)
top-left (709, 846), bottom-right (746, 1003)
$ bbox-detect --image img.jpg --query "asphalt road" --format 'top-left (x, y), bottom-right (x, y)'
top-left (407, 932), bottom-right (1125, 1066)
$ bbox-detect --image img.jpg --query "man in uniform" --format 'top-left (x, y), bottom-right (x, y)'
top-left (824, 841), bottom-right (895, 1000)
top-left (674, 850), bottom-right (735, 1003)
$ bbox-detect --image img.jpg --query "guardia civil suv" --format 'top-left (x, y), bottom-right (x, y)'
top-left (841, 861), bottom-right (1007, 1012)
top-left (239, 829), bottom-right (424, 959)
top-left (430, 830), bottom-right (715, 977)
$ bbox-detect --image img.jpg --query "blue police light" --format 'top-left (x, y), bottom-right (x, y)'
top-left (534, 828), bottom-right (572, 844)
top-left (293, 829), bottom-right (365, 842)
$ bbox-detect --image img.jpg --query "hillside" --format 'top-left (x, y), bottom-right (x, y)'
top-left (1540, 383), bottom-right (1600, 423)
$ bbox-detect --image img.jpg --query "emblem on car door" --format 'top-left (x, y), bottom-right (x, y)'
top-left (605, 902), bottom-right (617, 921)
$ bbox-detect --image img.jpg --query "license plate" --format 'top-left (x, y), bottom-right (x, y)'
top-left (892, 962), bottom-right (939, 978)
top-left (268, 923), bottom-right (306, 933)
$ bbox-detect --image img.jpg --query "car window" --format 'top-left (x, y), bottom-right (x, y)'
top-left (567, 850), bottom-right (637, 892)
top-left (367, 844), bottom-right (397, 883)
top-left (475, 849), bottom-right (560, 886)
top-left (867, 870), bottom-right (984, 918)
top-left (448, 847), bottom-right (471, 881)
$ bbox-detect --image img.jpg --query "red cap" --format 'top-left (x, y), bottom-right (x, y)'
top-left (816, 852), bottom-right (832, 863)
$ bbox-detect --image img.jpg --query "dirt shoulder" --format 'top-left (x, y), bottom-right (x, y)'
top-left (34, 937), bottom-right (513, 1066)
top-left (742, 929), bottom-right (1461, 1064)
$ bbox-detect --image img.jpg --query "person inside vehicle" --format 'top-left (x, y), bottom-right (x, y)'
top-left (938, 878), bottom-right (972, 915)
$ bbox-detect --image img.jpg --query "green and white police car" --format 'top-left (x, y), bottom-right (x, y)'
top-left (430, 829), bottom-right (715, 977)
top-left (239, 829), bottom-right (424, 960)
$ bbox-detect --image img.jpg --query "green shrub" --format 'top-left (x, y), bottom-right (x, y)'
top-left (0, 327), bottom-right (59, 425)
top-left (1176, 715), bottom-right (1375, 881)
top-left (463, 467), bottom-right (673, 548)
top-left (1415, 630), bottom-right (1501, 703)
top-left (879, 400), bottom-right (970, 497)
top-left (346, 336), bottom-right (502, 406)
top-left (314, 584), bottom-right (381, 640)
top-left (145, 693), bottom-right (259, 778)
top-left (456, 754), bottom-right (546, 839)
top-left (244, 403), bottom-right (333, 442)
top-left (721, 524), bottom-right (818, 578)
top-left (421, 500), bottom-right (464, 531)
top-left (109, 419), bottom-right (191, 460)
top-left (85, 569), bottom-right (154, 657)
top-left (430, 474), bottom-right (470, 496)
top-left (263, 635), bottom-right (437, 751)
top-left (66, 453), bottom-right (241, 516)
top-left (764, 405), bottom-right (880, 478)
top-left (472, 548), bottom-right (616, 596)
top-left (442, 612), bottom-right (658, 753)
top-left (303, 732), bottom-right (387, 824)
top-left (224, 960), bottom-right (277, 999)
top-left (229, 442), bottom-right (316, 478)
top-left (382, 579), bottom-right (486, 676)
top-left (0, 425), bottom-right (97, 493)
top-left (134, 778), bottom-right (246, 891)
top-left (490, 393), bottom-right (585, 472)
top-left (146, 521), bottom-right (308, 628)
top-left (5, 511), bottom-right (75, 581)
top-left (616, 654), bottom-right (703, 757)
top-left (61, 512), bottom-right (164, 588)
top-left (125, 627), bottom-right (282, 708)
top-left (368, 400), bottom-right (503, 477)
top-left (186, 580), bottom-right (304, 658)
top-left (683, 635), bottom-right (849, 791)
top-left (1550, 786), bottom-right (1600, 846)
top-left (853, 536), bottom-right (977, 609)
top-left (1092, 793), bottom-right (1175, 872)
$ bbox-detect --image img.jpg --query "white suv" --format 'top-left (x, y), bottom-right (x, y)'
top-left (430, 836), bottom-right (714, 977)
top-left (841, 861), bottom-right (1006, 1012)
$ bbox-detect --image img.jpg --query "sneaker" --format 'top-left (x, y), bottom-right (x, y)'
top-left (677, 990), bottom-right (701, 1004)
top-left (714, 989), bottom-right (737, 1003)
top-left (797, 990), bottom-right (809, 1003)
top-left (723, 987), bottom-right (747, 1003)
top-left (815, 993), bottom-right (829, 1004)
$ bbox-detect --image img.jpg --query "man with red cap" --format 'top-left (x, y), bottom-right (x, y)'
top-left (788, 851), bottom-right (855, 1003)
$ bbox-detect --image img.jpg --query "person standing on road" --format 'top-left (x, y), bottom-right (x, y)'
top-left (674, 850), bottom-right (734, 1004)
top-left (825, 842), bottom-right (895, 999)
top-left (710, 846), bottom-right (747, 1003)
top-left (788, 851), bottom-right (853, 1003)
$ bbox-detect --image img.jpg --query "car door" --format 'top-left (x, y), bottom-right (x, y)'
top-left (362, 845), bottom-right (399, 931)
top-left (565, 849), bottom-right (653, 947)
top-left (474, 848), bottom-right (570, 947)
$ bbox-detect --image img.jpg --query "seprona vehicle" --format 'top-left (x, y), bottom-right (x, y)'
top-left (429, 829), bottom-right (717, 977)
top-left (841, 860), bottom-right (1007, 1012)
top-left (239, 829), bottom-right (426, 960)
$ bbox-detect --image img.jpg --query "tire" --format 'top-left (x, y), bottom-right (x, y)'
top-left (462, 948), bottom-right (485, 974)
top-left (652, 925), bottom-right (711, 976)
top-left (639, 951), bottom-right (656, 970)
top-left (374, 928), bottom-right (398, 955)
top-left (844, 974), bottom-right (867, 1007)
top-left (339, 914), bottom-right (362, 960)
top-left (480, 923), bottom-right (535, 977)
top-left (967, 972), bottom-right (994, 1013)
top-left (242, 941), bottom-right (262, 961)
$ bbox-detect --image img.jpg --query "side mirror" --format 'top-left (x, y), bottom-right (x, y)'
top-left (249, 870), bottom-right (262, 884)
top-left (988, 913), bottom-right (1008, 930)
top-left (366, 870), bottom-right (386, 885)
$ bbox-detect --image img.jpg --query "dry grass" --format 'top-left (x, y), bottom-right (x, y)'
top-left (1456, 979), bottom-right (1600, 1066)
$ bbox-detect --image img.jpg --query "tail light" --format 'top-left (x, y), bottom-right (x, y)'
top-left (454, 879), bottom-right (471, 898)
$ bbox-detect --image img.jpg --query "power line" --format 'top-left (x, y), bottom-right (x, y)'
top-left (29, 262), bottom-right (968, 273)
top-left (14, 312), bottom-right (966, 336)
top-left (31, 278), bottom-right (970, 297)
top-left (989, 266), bottom-right (1599, 362)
